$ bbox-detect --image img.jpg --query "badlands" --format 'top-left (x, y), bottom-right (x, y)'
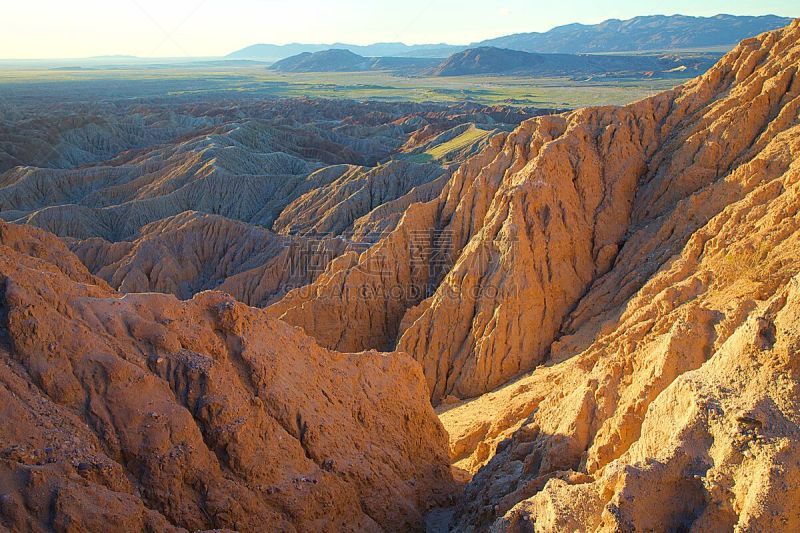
top-left (1, 18), bottom-right (800, 533)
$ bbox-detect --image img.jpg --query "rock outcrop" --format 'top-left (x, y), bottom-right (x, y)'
top-left (431, 19), bottom-right (800, 532)
top-left (0, 221), bottom-right (457, 531)
top-left (270, 19), bottom-right (800, 406)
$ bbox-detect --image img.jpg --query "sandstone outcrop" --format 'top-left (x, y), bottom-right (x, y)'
top-left (445, 162), bottom-right (800, 528)
top-left (0, 222), bottom-right (457, 531)
top-left (0, 220), bottom-right (108, 289)
top-left (265, 21), bottom-right (800, 529)
top-left (431, 19), bottom-right (800, 531)
top-left (271, 19), bottom-right (800, 405)
top-left (267, 131), bottom-right (513, 354)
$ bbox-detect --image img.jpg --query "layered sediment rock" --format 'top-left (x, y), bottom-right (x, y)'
top-left (265, 21), bottom-right (800, 530)
top-left (433, 20), bottom-right (800, 531)
top-left (272, 20), bottom-right (800, 405)
top-left (0, 221), bottom-right (456, 531)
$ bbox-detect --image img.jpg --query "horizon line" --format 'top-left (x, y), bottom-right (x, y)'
top-left (1, 12), bottom-right (795, 62)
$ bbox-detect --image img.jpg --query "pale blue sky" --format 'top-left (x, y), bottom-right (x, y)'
top-left (2, 0), bottom-right (797, 59)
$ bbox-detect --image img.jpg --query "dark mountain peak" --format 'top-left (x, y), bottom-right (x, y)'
top-left (270, 49), bottom-right (369, 72)
top-left (431, 47), bottom-right (541, 76)
top-left (270, 48), bottom-right (438, 74)
top-left (315, 48), bottom-right (363, 59)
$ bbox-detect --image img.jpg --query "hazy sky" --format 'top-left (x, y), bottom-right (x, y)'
top-left (2, 0), bottom-right (797, 59)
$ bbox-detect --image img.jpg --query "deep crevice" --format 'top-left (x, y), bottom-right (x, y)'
top-left (0, 277), bottom-right (10, 351)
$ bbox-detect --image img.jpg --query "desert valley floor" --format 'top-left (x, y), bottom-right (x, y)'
top-left (1, 19), bottom-right (800, 533)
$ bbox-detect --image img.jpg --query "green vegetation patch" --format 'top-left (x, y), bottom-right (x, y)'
top-left (426, 126), bottom-right (491, 160)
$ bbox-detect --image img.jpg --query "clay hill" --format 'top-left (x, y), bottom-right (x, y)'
top-left (2, 19), bottom-right (800, 533)
top-left (0, 98), bottom-right (537, 175)
top-left (0, 101), bottom-right (542, 241)
top-left (429, 46), bottom-right (717, 78)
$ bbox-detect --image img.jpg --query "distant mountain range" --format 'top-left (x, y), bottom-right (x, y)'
top-left (229, 42), bottom-right (462, 62)
top-left (268, 46), bottom-right (718, 79)
top-left (429, 47), bottom-right (718, 77)
top-left (479, 14), bottom-right (793, 53)
top-left (228, 14), bottom-right (794, 61)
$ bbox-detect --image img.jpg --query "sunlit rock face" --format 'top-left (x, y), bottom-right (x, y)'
top-left (0, 220), bottom-right (457, 531)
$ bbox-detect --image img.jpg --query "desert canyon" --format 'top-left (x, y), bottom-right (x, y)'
top-left (1, 14), bottom-right (800, 533)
